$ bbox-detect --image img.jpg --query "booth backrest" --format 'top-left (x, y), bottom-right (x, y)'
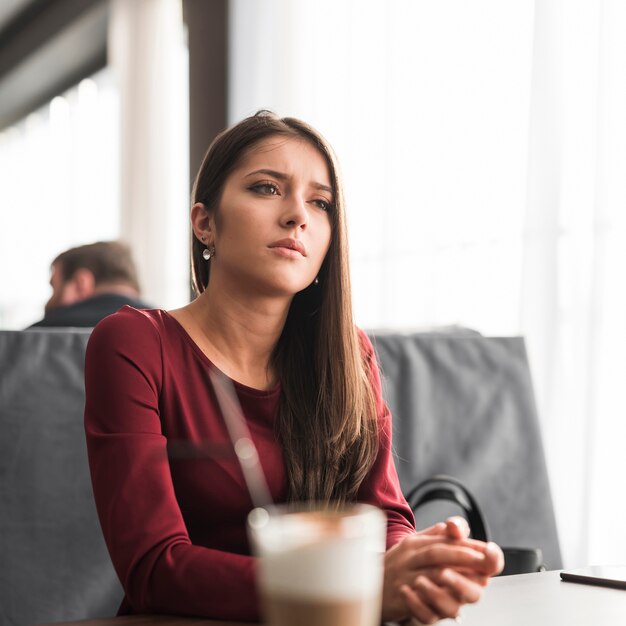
top-left (371, 330), bottom-right (561, 570)
top-left (0, 329), bottom-right (123, 626)
top-left (0, 327), bottom-right (561, 625)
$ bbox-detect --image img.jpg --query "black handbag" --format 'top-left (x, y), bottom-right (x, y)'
top-left (405, 475), bottom-right (546, 576)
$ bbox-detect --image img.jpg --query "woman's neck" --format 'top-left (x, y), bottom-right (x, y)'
top-left (171, 282), bottom-right (291, 390)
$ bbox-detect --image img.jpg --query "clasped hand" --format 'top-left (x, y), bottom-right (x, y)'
top-left (382, 517), bottom-right (504, 624)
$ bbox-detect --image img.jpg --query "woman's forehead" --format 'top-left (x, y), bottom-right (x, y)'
top-left (235, 135), bottom-right (331, 180)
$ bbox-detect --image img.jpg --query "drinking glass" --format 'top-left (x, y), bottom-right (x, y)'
top-left (248, 503), bottom-right (387, 626)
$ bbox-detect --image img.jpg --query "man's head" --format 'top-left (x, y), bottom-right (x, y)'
top-left (45, 241), bottom-right (141, 312)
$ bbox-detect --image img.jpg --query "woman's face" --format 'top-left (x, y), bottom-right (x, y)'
top-left (197, 136), bottom-right (334, 298)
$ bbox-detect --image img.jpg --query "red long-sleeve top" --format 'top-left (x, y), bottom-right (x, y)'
top-left (84, 307), bottom-right (415, 621)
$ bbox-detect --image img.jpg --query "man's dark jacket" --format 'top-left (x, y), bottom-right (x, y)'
top-left (29, 294), bottom-right (152, 328)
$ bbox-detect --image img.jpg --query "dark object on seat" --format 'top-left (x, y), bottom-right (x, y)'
top-left (500, 547), bottom-right (546, 576)
top-left (368, 330), bottom-right (562, 571)
top-left (406, 475), bottom-right (546, 575)
top-left (405, 474), bottom-right (489, 541)
top-left (0, 329), bottom-right (123, 626)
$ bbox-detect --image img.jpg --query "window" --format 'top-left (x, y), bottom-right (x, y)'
top-left (0, 67), bottom-right (120, 328)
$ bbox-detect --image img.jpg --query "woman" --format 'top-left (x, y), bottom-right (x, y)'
top-left (85, 111), bottom-right (503, 624)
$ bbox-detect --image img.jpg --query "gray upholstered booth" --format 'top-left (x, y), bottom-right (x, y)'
top-left (0, 327), bottom-right (560, 625)
top-left (370, 330), bottom-right (562, 571)
top-left (0, 330), bottom-right (123, 626)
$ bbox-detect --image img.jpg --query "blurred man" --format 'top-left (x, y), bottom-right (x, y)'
top-left (29, 241), bottom-right (152, 328)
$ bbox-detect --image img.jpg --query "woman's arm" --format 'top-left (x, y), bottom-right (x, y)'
top-left (84, 310), bottom-right (259, 620)
top-left (356, 329), bottom-right (503, 623)
top-left (355, 329), bottom-right (417, 547)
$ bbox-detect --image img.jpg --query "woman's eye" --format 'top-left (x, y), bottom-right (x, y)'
top-left (250, 182), bottom-right (279, 195)
top-left (312, 198), bottom-right (332, 212)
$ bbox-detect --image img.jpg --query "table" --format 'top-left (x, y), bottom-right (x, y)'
top-left (36, 617), bottom-right (248, 626)
top-left (440, 570), bottom-right (626, 625)
top-left (36, 571), bottom-right (626, 626)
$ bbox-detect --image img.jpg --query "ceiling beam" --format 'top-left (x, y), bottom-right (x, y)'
top-left (0, 0), bottom-right (108, 130)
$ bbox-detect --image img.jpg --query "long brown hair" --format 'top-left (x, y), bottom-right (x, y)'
top-left (191, 111), bottom-right (379, 504)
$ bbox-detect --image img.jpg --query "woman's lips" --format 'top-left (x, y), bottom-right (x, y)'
top-left (268, 238), bottom-right (307, 257)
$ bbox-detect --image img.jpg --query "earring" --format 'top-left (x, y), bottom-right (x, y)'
top-left (203, 244), bottom-right (215, 261)
top-left (314, 276), bottom-right (319, 285)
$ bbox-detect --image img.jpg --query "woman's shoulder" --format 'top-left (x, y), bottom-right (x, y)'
top-left (88, 306), bottom-right (169, 352)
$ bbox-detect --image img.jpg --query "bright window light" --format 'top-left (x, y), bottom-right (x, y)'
top-left (0, 67), bottom-right (120, 329)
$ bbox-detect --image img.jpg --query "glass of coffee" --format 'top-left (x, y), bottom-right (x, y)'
top-left (248, 503), bottom-right (387, 626)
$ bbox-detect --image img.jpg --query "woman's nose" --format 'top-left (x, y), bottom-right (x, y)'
top-left (281, 194), bottom-right (308, 230)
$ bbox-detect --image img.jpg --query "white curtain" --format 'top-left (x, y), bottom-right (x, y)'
top-left (108, 0), bottom-right (189, 309)
top-left (522, 0), bottom-right (626, 568)
top-left (230, 0), bottom-right (533, 335)
top-left (229, 0), bottom-right (626, 567)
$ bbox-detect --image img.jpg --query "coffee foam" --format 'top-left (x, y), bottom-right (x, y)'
top-left (256, 517), bottom-right (386, 600)
top-left (260, 540), bottom-right (383, 599)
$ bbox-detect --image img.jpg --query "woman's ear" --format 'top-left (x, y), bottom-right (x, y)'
top-left (190, 202), bottom-right (214, 243)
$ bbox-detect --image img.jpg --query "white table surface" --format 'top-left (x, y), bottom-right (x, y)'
top-left (438, 570), bottom-right (626, 625)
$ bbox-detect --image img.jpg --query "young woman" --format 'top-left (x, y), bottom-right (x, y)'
top-left (85, 111), bottom-right (503, 624)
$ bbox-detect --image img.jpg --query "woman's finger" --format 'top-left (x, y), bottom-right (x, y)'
top-left (405, 542), bottom-right (489, 571)
top-left (483, 541), bottom-right (505, 575)
top-left (413, 574), bottom-right (464, 620)
top-left (417, 521), bottom-right (449, 536)
top-left (462, 541), bottom-right (504, 576)
top-left (403, 531), bottom-right (495, 554)
top-left (434, 568), bottom-right (484, 604)
top-left (400, 583), bottom-right (439, 625)
top-left (445, 516), bottom-right (470, 540)
top-left (406, 537), bottom-right (504, 577)
top-left (450, 568), bottom-right (491, 586)
top-left (418, 516), bottom-right (469, 540)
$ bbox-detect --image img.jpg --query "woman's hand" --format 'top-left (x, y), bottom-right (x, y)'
top-left (381, 518), bottom-right (504, 623)
top-left (420, 516), bottom-right (471, 541)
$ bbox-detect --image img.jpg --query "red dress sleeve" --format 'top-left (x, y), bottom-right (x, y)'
top-left (84, 310), bottom-right (259, 620)
top-left (356, 329), bottom-right (417, 549)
